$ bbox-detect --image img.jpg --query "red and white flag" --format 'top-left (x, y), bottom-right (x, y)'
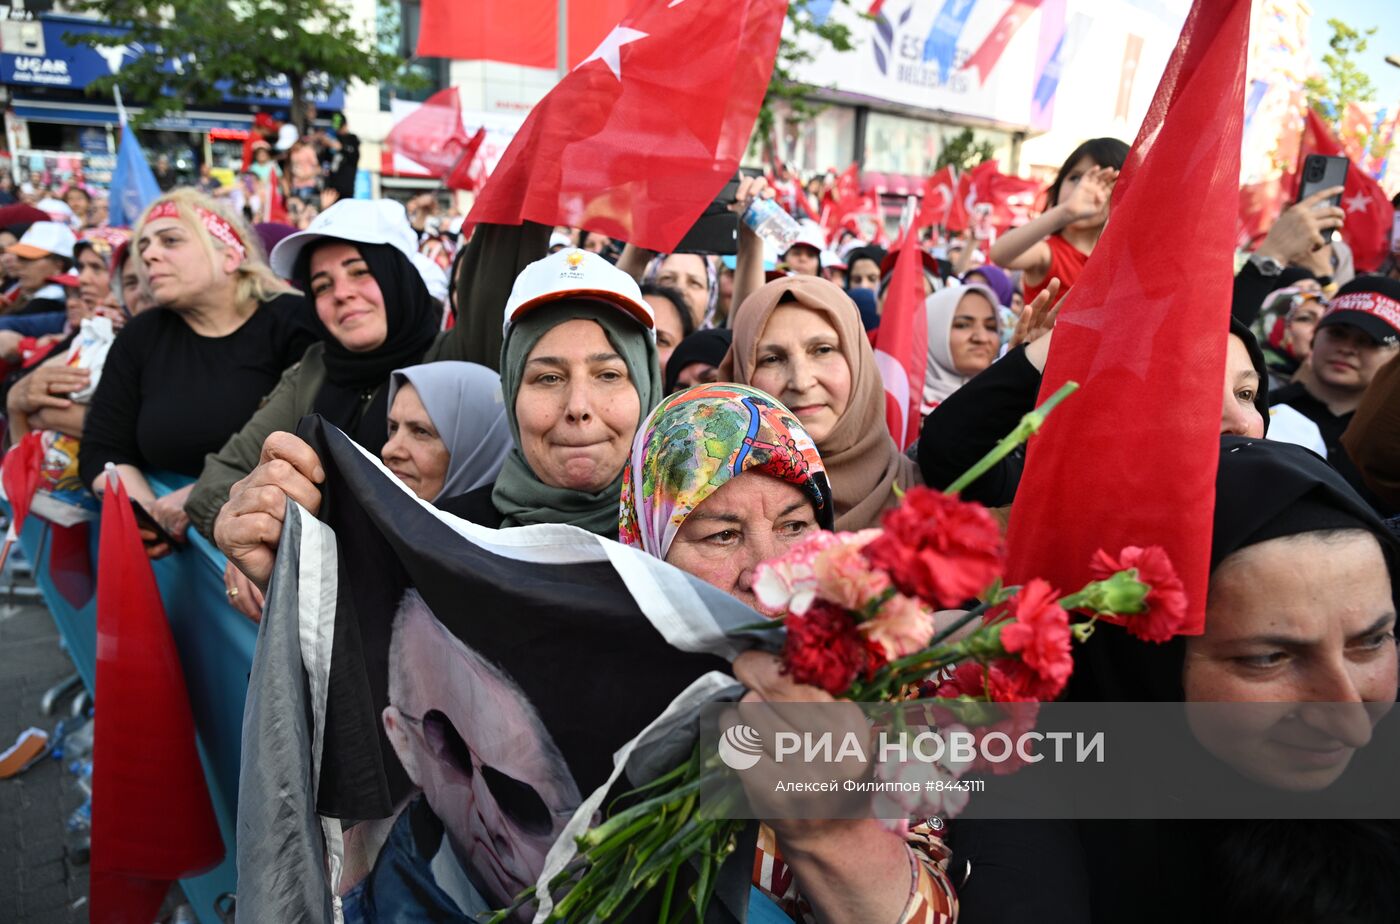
top-left (873, 231), bottom-right (927, 449)
top-left (466, 0), bottom-right (786, 253)
top-left (1006, 0), bottom-right (1252, 636)
top-left (915, 166), bottom-right (958, 230)
top-left (1295, 109), bottom-right (1396, 272)
top-left (384, 88), bottom-right (487, 191)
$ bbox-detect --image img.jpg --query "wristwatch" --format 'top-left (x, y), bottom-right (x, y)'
top-left (1248, 253), bottom-right (1284, 276)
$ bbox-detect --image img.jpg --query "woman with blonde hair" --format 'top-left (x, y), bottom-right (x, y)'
top-left (79, 188), bottom-right (316, 554)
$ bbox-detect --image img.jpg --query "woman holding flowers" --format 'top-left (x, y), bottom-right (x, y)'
top-left (719, 275), bottom-right (922, 531)
top-left (619, 382), bottom-right (959, 924)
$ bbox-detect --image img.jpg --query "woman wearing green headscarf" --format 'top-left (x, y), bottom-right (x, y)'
top-left (439, 258), bottom-right (662, 530)
top-left (216, 249), bottom-right (663, 596)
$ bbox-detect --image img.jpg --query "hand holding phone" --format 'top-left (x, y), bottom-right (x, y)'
top-left (129, 497), bottom-right (177, 553)
top-left (1297, 154), bottom-right (1348, 243)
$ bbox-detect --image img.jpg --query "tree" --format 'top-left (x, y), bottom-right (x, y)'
top-left (66, 0), bottom-right (409, 133)
top-left (935, 127), bottom-right (995, 173)
top-left (756, 0), bottom-right (857, 161)
top-left (1303, 17), bottom-right (1390, 165)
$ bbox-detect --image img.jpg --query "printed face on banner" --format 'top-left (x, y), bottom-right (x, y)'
top-left (375, 590), bottom-right (583, 919)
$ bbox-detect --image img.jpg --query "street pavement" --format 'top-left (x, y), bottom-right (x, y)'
top-left (0, 588), bottom-right (92, 923)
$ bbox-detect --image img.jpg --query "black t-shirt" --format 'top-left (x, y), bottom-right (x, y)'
top-left (79, 293), bottom-right (317, 487)
top-left (1269, 381), bottom-right (1391, 515)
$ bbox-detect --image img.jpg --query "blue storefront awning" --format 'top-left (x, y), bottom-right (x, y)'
top-left (12, 101), bottom-right (253, 133)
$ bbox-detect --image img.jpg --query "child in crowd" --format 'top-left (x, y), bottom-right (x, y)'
top-left (989, 137), bottom-right (1128, 306)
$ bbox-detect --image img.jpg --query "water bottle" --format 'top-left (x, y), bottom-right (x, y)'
top-left (742, 198), bottom-right (801, 251)
top-left (61, 717), bottom-right (94, 763)
top-left (66, 798), bottom-right (90, 833)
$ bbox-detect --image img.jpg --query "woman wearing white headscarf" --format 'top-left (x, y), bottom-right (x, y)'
top-left (383, 361), bottom-right (513, 503)
top-left (922, 282), bottom-right (1001, 414)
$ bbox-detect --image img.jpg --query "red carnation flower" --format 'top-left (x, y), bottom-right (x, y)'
top-left (934, 660), bottom-right (1045, 703)
top-left (996, 579), bottom-right (1073, 699)
top-left (863, 487), bottom-right (1005, 609)
top-left (1089, 545), bottom-right (1188, 643)
top-left (782, 601), bottom-right (887, 696)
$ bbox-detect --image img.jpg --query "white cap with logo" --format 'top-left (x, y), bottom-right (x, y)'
top-left (503, 248), bottom-right (653, 337)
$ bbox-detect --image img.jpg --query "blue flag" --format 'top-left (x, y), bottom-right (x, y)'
top-left (109, 120), bottom-right (161, 227)
top-left (923, 0), bottom-right (978, 73)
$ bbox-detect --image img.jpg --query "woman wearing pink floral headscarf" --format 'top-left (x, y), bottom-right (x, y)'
top-left (618, 383), bottom-right (959, 924)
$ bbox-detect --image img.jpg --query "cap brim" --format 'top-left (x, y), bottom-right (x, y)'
top-left (1318, 311), bottom-right (1399, 344)
top-left (7, 243), bottom-right (55, 260)
top-left (507, 289), bottom-right (654, 332)
top-left (268, 230), bottom-right (327, 278)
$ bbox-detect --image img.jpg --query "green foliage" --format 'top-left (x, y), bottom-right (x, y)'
top-left (1303, 17), bottom-right (1390, 164)
top-left (1304, 17), bottom-right (1377, 116)
top-left (755, 0), bottom-right (858, 159)
top-left (65, 0), bottom-right (412, 130)
top-left (935, 127), bottom-right (995, 173)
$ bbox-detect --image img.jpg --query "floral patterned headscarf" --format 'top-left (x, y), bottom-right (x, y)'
top-left (619, 383), bottom-right (833, 559)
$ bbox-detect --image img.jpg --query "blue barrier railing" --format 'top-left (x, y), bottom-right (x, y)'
top-left (15, 473), bottom-right (252, 924)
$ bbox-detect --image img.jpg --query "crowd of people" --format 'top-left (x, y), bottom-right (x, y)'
top-left (2, 117), bottom-right (1399, 921)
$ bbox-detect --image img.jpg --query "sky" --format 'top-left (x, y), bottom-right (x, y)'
top-left (1306, 0), bottom-right (1400, 111)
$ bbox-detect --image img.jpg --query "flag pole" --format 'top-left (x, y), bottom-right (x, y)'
top-left (556, 0), bottom-right (568, 78)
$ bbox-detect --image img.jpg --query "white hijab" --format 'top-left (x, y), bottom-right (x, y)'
top-left (922, 282), bottom-right (1000, 414)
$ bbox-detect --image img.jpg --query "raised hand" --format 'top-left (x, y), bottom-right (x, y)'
top-left (1060, 165), bottom-right (1119, 222)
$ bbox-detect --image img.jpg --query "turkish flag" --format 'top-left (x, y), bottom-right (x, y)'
top-left (981, 169), bottom-right (1045, 236)
top-left (946, 160), bottom-right (999, 233)
top-left (466, 0), bottom-right (786, 253)
top-left (821, 163), bottom-right (863, 238)
top-left (1296, 109), bottom-right (1396, 272)
top-left (417, 0), bottom-right (631, 69)
top-left (1237, 177), bottom-right (1287, 250)
top-left (915, 166), bottom-right (958, 229)
top-left (1005, 0), bottom-right (1252, 637)
top-left (91, 474), bottom-right (223, 923)
top-left (873, 231), bottom-right (927, 449)
top-left (384, 88), bottom-right (487, 191)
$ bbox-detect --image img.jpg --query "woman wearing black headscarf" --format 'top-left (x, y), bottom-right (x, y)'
top-left (951, 437), bottom-right (1400, 923)
top-left (918, 312), bottom-right (1271, 507)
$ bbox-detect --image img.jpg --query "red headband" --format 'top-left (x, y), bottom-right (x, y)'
top-left (146, 200), bottom-right (247, 263)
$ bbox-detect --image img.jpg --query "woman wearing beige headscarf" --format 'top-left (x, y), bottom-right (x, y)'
top-left (719, 274), bottom-right (921, 530)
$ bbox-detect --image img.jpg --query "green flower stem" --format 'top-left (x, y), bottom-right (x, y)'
top-left (945, 381), bottom-right (1079, 496)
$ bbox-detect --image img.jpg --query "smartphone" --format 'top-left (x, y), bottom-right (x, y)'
top-left (672, 175), bottom-right (742, 255)
top-left (129, 498), bottom-right (177, 548)
top-left (1297, 154), bottom-right (1348, 243)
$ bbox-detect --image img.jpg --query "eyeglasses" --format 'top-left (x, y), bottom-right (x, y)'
top-left (395, 707), bottom-right (557, 836)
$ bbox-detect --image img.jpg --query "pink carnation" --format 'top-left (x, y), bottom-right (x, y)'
top-left (859, 593), bottom-right (935, 660)
top-left (754, 529), bottom-right (880, 616)
top-left (814, 540), bottom-right (893, 612)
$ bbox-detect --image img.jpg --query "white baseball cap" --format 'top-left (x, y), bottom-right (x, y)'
top-left (503, 248), bottom-right (653, 336)
top-left (784, 221), bottom-right (827, 259)
top-left (269, 198), bottom-right (419, 279)
top-left (276, 123), bottom-right (300, 151)
top-left (9, 221), bottom-right (76, 261)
